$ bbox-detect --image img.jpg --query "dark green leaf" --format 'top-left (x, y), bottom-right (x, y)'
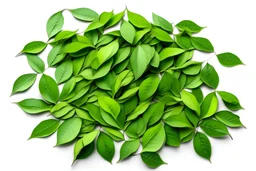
top-left (200, 119), bottom-right (231, 138)
top-left (217, 52), bottom-right (244, 67)
top-left (141, 152), bottom-right (166, 169)
top-left (119, 139), bottom-right (140, 162)
top-left (200, 63), bottom-right (219, 89)
top-left (215, 111), bottom-right (244, 127)
top-left (193, 132), bottom-right (211, 161)
top-left (217, 91), bottom-right (243, 111)
top-left (164, 124), bottom-right (180, 147)
top-left (96, 132), bottom-right (115, 163)
top-left (191, 37), bottom-right (214, 52)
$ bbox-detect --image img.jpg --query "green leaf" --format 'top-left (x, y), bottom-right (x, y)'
top-left (73, 130), bottom-right (99, 161)
top-left (11, 73), bottom-right (37, 95)
top-left (99, 11), bottom-right (113, 25)
top-left (60, 77), bottom-right (76, 100)
top-left (143, 102), bottom-right (165, 126)
top-left (103, 127), bottom-right (124, 141)
top-left (192, 87), bottom-right (203, 103)
top-left (61, 42), bottom-right (93, 53)
top-left (127, 10), bottom-right (150, 28)
top-left (215, 111), bottom-right (244, 127)
top-left (29, 119), bottom-right (60, 139)
top-left (50, 30), bottom-right (77, 44)
top-left (159, 47), bottom-right (185, 61)
top-left (193, 132), bottom-right (211, 161)
top-left (105, 10), bottom-right (125, 28)
top-left (217, 91), bottom-right (243, 110)
top-left (153, 27), bottom-right (173, 42)
top-left (95, 71), bottom-right (116, 91)
top-left (17, 98), bottom-right (52, 114)
top-left (152, 13), bottom-right (173, 32)
top-left (185, 107), bottom-right (199, 127)
top-left (175, 35), bottom-right (193, 50)
top-left (70, 8), bottom-right (99, 21)
top-left (142, 122), bottom-right (165, 152)
top-left (141, 152), bottom-right (166, 169)
top-left (217, 52), bottom-right (244, 67)
top-left (56, 117), bottom-right (82, 146)
top-left (200, 63), bottom-right (219, 89)
top-left (164, 124), bottom-right (180, 147)
top-left (26, 54), bottom-right (45, 73)
top-left (200, 92), bottom-right (218, 119)
top-left (118, 87), bottom-right (139, 101)
top-left (200, 119), bottom-right (231, 138)
top-left (176, 20), bottom-right (204, 33)
top-left (46, 11), bottom-right (64, 38)
top-left (125, 117), bottom-right (146, 138)
top-left (96, 132), bottom-right (115, 163)
top-left (113, 47), bottom-right (131, 67)
top-left (120, 20), bottom-right (136, 44)
top-left (130, 44), bottom-right (154, 79)
top-left (191, 37), bottom-right (214, 52)
top-left (176, 50), bottom-right (194, 66)
top-left (47, 43), bottom-right (66, 67)
top-left (164, 111), bottom-right (193, 128)
top-left (180, 90), bottom-right (200, 115)
top-left (39, 74), bottom-right (59, 104)
top-left (139, 75), bottom-right (160, 101)
top-left (127, 101), bottom-right (150, 121)
top-left (98, 96), bottom-right (120, 119)
top-left (18, 41), bottom-right (47, 56)
top-left (119, 139), bottom-right (140, 162)
top-left (55, 60), bottom-right (73, 84)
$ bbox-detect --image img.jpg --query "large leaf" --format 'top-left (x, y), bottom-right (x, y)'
top-left (215, 110), bottom-right (244, 128)
top-left (191, 37), bottom-right (214, 52)
top-left (26, 54), bottom-right (45, 73)
top-left (141, 152), bottom-right (166, 169)
top-left (96, 132), bottom-right (115, 163)
top-left (159, 47), bottom-right (185, 61)
top-left (193, 132), bottom-right (211, 161)
top-left (180, 90), bottom-right (200, 115)
top-left (200, 119), bottom-right (231, 138)
top-left (11, 73), bottom-right (37, 95)
top-left (152, 13), bottom-right (173, 32)
top-left (55, 60), bottom-right (73, 84)
top-left (47, 11), bottom-right (64, 38)
top-left (98, 96), bottom-right (120, 119)
top-left (200, 63), bottom-right (219, 89)
top-left (120, 20), bottom-right (136, 44)
top-left (119, 139), bottom-right (140, 162)
top-left (39, 74), bottom-right (59, 104)
top-left (139, 75), bottom-right (160, 101)
top-left (18, 41), bottom-right (47, 55)
top-left (17, 98), bottom-right (52, 114)
top-left (127, 10), bottom-right (150, 28)
top-left (217, 52), bottom-right (244, 67)
top-left (217, 91), bottom-right (243, 111)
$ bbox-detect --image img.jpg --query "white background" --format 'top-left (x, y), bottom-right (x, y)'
top-left (0, 0), bottom-right (255, 170)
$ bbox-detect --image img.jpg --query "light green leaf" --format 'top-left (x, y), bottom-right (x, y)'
top-left (99, 11), bottom-right (113, 25)
top-left (105, 10), bottom-right (125, 28)
top-left (11, 73), bottom-right (37, 95)
top-left (143, 102), bottom-right (165, 126)
top-left (159, 47), bottom-right (185, 61)
top-left (119, 139), bottom-right (140, 162)
top-left (47, 43), bottom-right (66, 67)
top-left (139, 75), bottom-right (160, 101)
top-left (96, 132), bottom-right (115, 163)
top-left (191, 37), bottom-right (214, 52)
top-left (176, 50), bottom-right (194, 67)
top-left (142, 122), bottom-right (165, 152)
top-left (120, 20), bottom-right (136, 44)
top-left (98, 96), bottom-right (120, 119)
top-left (56, 117), bottom-right (82, 146)
top-left (141, 152), bottom-right (166, 169)
top-left (200, 63), bottom-right (219, 89)
top-left (18, 41), bottom-right (47, 56)
top-left (217, 52), bottom-right (244, 67)
top-left (26, 54), bottom-right (45, 73)
top-left (95, 71), bottom-right (116, 91)
top-left (215, 111), bottom-right (244, 127)
top-left (29, 119), bottom-right (60, 139)
top-left (113, 47), bottom-right (131, 67)
top-left (164, 111), bottom-right (193, 128)
top-left (200, 119), bottom-right (231, 138)
top-left (200, 92), bottom-right (218, 119)
top-left (176, 20), bottom-right (204, 33)
top-left (61, 42), bottom-right (93, 53)
top-left (55, 60), bottom-right (73, 84)
top-left (193, 132), bottom-right (211, 161)
top-left (152, 13), bottom-right (173, 32)
top-left (127, 10), bottom-right (150, 28)
top-left (103, 127), bottom-right (124, 141)
top-left (70, 8), bottom-right (99, 21)
top-left (118, 87), bottom-right (139, 101)
top-left (180, 90), bottom-right (200, 115)
top-left (50, 30), bottom-right (77, 44)
top-left (39, 74), bottom-right (59, 104)
top-left (46, 11), bottom-right (64, 38)
top-left (60, 77), bottom-right (76, 100)
top-left (153, 27), bottom-right (173, 42)
top-left (127, 101), bottom-right (150, 121)
top-left (192, 87), bottom-right (203, 103)
top-left (17, 98), bottom-right (52, 114)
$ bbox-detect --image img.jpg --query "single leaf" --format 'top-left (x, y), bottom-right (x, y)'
top-left (159, 47), bottom-right (185, 61)
top-left (103, 127), bottom-right (124, 141)
top-left (200, 92), bottom-right (218, 119)
top-left (120, 20), bottom-right (136, 44)
top-left (96, 132), bottom-right (115, 163)
top-left (61, 42), bottom-right (93, 53)
top-left (55, 60), bottom-right (73, 84)
top-left (153, 27), bottom-right (173, 42)
top-left (50, 30), bottom-right (77, 43)
top-left (181, 90), bottom-right (200, 115)
top-left (47, 43), bottom-right (66, 67)
top-left (176, 20), bottom-right (204, 33)
top-left (46, 11), bottom-right (64, 38)
top-left (217, 52), bottom-right (244, 67)
top-left (70, 8), bottom-right (99, 21)
top-left (192, 87), bottom-right (203, 103)
top-left (164, 124), bottom-right (180, 147)
top-left (119, 139), bottom-right (140, 162)
top-left (118, 87), bottom-right (139, 101)
top-left (127, 101), bottom-right (150, 121)
top-left (141, 152), bottom-right (166, 169)
top-left (200, 63), bottom-right (219, 89)
top-left (215, 111), bottom-right (244, 127)
top-left (127, 10), bottom-right (150, 28)
top-left (217, 91), bottom-right (243, 110)
top-left (29, 119), bottom-right (60, 139)
top-left (11, 73), bottom-right (37, 95)
top-left (98, 96), bottom-right (120, 119)
top-left (142, 122), bottom-right (165, 152)
top-left (193, 132), bottom-right (211, 161)
top-left (105, 10), bottom-right (125, 28)
top-left (125, 117), bottom-right (146, 138)
top-left (139, 75), bottom-right (160, 101)
top-left (191, 37), bottom-right (214, 52)
top-left (60, 77), bottom-right (76, 100)
top-left (17, 98), bottom-right (52, 114)
top-left (175, 34), bottom-right (193, 50)
top-left (26, 54), bottom-right (45, 73)
top-left (152, 13), bottom-right (173, 32)
top-left (56, 117), bottom-right (82, 146)
top-left (164, 111), bottom-right (193, 128)
top-left (18, 41), bottom-right (47, 56)
top-left (39, 74), bottom-right (59, 104)
top-left (200, 119), bottom-right (231, 138)
top-left (144, 102), bottom-right (165, 126)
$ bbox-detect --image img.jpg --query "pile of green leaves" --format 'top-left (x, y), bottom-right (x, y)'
top-left (12, 7), bottom-right (245, 169)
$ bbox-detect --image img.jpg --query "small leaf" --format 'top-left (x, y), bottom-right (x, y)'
top-left (153, 27), bottom-right (173, 42)
top-left (50, 30), bottom-right (77, 44)
top-left (60, 77), bottom-right (76, 100)
top-left (191, 37), bottom-right (214, 52)
top-left (164, 124), bottom-right (180, 147)
top-left (125, 117), bottom-right (146, 138)
top-left (217, 91), bottom-right (243, 111)
top-left (119, 139), bottom-right (140, 162)
top-left (164, 111), bottom-right (193, 128)
top-left (180, 90), bottom-right (200, 115)
top-left (70, 8), bottom-right (99, 21)
top-left (127, 101), bottom-right (150, 121)
top-left (55, 60), bottom-right (73, 84)
top-left (56, 117), bottom-right (82, 146)
top-left (61, 42), bottom-right (93, 53)
top-left (200, 92), bottom-right (218, 119)
top-left (103, 127), bottom-right (124, 141)
top-left (17, 98), bottom-right (52, 114)
top-left (200, 63), bottom-right (219, 89)
top-left (118, 87), bottom-right (139, 101)
top-left (139, 75), bottom-right (160, 101)
top-left (144, 102), bottom-right (165, 126)
top-left (105, 10), bottom-right (125, 28)
top-left (192, 87), bottom-right (203, 103)
top-left (46, 11), bottom-right (64, 38)
top-left (217, 52), bottom-right (244, 67)
top-left (120, 20), bottom-right (136, 44)
top-left (200, 119), bottom-right (231, 138)
top-left (141, 152), bottom-right (166, 169)
top-left (18, 41), bottom-right (47, 56)
top-left (98, 96), bottom-right (120, 119)
top-left (29, 119), bottom-right (60, 139)
top-left (215, 111), bottom-right (244, 127)
top-left (176, 20), bottom-right (204, 33)
top-left (26, 54), bottom-right (45, 73)
top-left (159, 47), bottom-right (185, 61)
top-left (193, 132), bottom-right (211, 161)
top-left (152, 13), bottom-right (173, 32)
top-left (127, 10), bottom-right (150, 28)
top-left (142, 122), bottom-right (165, 152)
top-left (96, 132), bottom-right (115, 163)
top-left (39, 74), bottom-right (59, 104)
top-left (47, 43), bottom-right (66, 67)
top-left (11, 73), bottom-right (37, 95)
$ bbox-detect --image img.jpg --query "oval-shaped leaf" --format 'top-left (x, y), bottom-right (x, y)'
top-left (200, 119), bottom-right (231, 138)
top-left (200, 92), bottom-right (218, 119)
top-left (120, 20), bottom-right (136, 44)
top-left (18, 41), bottom-right (47, 55)
top-left (39, 74), bottom-right (59, 104)
top-left (139, 75), bottom-right (160, 101)
top-left (181, 90), bottom-right (200, 115)
top-left (47, 11), bottom-right (64, 38)
top-left (70, 8), bottom-right (99, 21)
top-left (153, 27), bottom-right (173, 42)
top-left (119, 139), bottom-right (140, 162)
top-left (159, 47), bottom-right (185, 61)
top-left (217, 52), bottom-right (244, 67)
top-left (11, 73), bottom-right (37, 95)
top-left (141, 152), bottom-right (166, 169)
top-left (127, 100), bottom-right (150, 121)
top-left (164, 124), bottom-right (180, 147)
top-left (215, 110), bottom-right (244, 127)
top-left (29, 119), bottom-right (60, 139)
top-left (191, 37), bottom-right (214, 52)
top-left (96, 132), bottom-right (115, 163)
top-left (98, 96), bottom-right (120, 119)
top-left (217, 91), bottom-right (243, 111)
top-left (152, 13), bottom-right (173, 32)
top-left (56, 117), bottom-right (82, 146)
top-left (127, 10), bottom-right (150, 28)
top-left (193, 132), bottom-right (211, 161)
top-left (200, 63), bottom-right (219, 89)
top-left (26, 54), bottom-right (45, 73)
top-left (55, 59), bottom-right (73, 84)
top-left (176, 20), bottom-right (204, 33)
top-left (17, 98), bottom-right (52, 114)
